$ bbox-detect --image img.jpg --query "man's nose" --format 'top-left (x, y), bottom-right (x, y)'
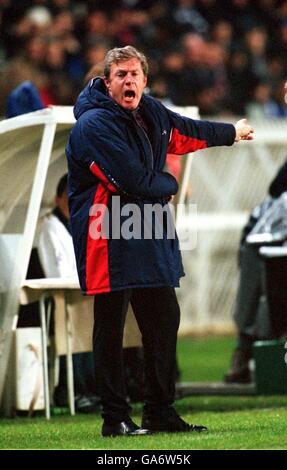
top-left (125, 73), bottom-right (133, 84)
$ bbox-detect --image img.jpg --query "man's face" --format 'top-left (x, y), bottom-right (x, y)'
top-left (104, 57), bottom-right (147, 110)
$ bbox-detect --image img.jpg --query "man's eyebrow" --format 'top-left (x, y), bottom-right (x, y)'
top-left (116, 68), bottom-right (140, 73)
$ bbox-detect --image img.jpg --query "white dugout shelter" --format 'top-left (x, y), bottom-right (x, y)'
top-left (0, 106), bottom-right (75, 409)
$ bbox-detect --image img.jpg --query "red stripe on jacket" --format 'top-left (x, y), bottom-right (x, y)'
top-left (90, 161), bottom-right (118, 193)
top-left (86, 183), bottom-right (111, 294)
top-left (167, 128), bottom-right (207, 154)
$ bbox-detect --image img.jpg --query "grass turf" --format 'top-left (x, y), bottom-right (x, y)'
top-left (177, 335), bottom-right (237, 382)
top-left (1, 336), bottom-right (287, 450)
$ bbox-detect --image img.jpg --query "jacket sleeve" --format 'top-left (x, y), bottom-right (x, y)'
top-left (74, 115), bottom-right (178, 200)
top-left (166, 109), bottom-right (236, 155)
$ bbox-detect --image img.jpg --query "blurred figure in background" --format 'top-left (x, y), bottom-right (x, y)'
top-left (246, 74), bottom-right (287, 120)
top-left (224, 156), bottom-right (287, 384)
top-left (6, 80), bottom-right (44, 118)
top-left (246, 80), bottom-right (280, 120)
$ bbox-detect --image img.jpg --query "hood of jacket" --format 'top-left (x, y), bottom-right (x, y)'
top-left (74, 77), bottom-right (114, 120)
top-left (74, 77), bottom-right (153, 121)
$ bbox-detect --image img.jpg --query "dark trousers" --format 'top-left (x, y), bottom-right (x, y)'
top-left (93, 286), bottom-right (180, 424)
top-left (234, 244), bottom-right (272, 351)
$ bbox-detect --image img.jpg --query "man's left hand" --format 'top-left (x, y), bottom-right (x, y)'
top-left (235, 118), bottom-right (254, 142)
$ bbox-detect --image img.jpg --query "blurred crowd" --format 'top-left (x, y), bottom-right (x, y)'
top-left (0, 0), bottom-right (287, 117)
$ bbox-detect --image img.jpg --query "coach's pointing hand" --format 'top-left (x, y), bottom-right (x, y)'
top-left (235, 118), bottom-right (254, 142)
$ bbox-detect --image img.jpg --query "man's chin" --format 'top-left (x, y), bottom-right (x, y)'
top-left (121, 99), bottom-right (139, 110)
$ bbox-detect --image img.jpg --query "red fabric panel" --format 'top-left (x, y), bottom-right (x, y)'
top-left (167, 128), bottom-right (207, 154)
top-left (90, 161), bottom-right (118, 193)
top-left (166, 154), bottom-right (182, 180)
top-left (86, 183), bottom-right (111, 294)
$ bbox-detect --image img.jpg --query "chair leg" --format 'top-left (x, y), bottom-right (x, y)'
top-left (64, 293), bottom-right (75, 415)
top-left (39, 295), bottom-right (51, 419)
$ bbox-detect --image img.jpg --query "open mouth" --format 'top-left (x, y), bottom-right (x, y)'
top-left (124, 90), bottom-right (136, 100)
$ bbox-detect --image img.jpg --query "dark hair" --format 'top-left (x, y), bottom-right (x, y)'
top-left (104, 46), bottom-right (149, 79)
top-left (56, 173), bottom-right (68, 197)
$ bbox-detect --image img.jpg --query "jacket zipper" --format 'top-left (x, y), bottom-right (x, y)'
top-left (133, 116), bottom-right (154, 169)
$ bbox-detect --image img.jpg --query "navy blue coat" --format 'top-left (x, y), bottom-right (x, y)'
top-left (66, 78), bottom-right (235, 295)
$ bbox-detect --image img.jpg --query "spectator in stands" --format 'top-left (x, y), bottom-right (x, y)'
top-left (224, 156), bottom-right (287, 384)
top-left (172, 0), bottom-right (209, 36)
top-left (38, 173), bottom-right (100, 413)
top-left (246, 80), bottom-right (280, 119)
top-left (273, 78), bottom-right (287, 117)
top-left (243, 26), bottom-right (269, 82)
top-left (66, 45), bottom-right (254, 437)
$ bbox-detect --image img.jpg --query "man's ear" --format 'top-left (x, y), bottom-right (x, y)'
top-left (104, 77), bottom-right (110, 90)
